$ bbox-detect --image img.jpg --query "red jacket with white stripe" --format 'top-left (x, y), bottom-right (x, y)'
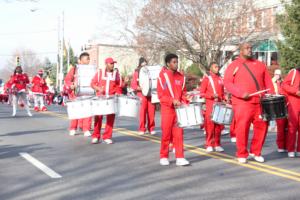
top-left (224, 57), bottom-right (274, 105)
top-left (282, 69), bottom-right (300, 108)
top-left (90, 69), bottom-right (122, 96)
top-left (157, 67), bottom-right (188, 111)
top-left (199, 71), bottom-right (224, 103)
top-left (130, 69), bottom-right (142, 96)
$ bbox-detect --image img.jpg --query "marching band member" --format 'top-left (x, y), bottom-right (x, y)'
top-left (224, 43), bottom-right (274, 163)
top-left (90, 57), bottom-right (122, 144)
top-left (272, 69), bottom-right (288, 153)
top-left (157, 53), bottom-right (190, 166)
top-left (227, 55), bottom-right (239, 143)
top-left (282, 68), bottom-right (300, 157)
top-left (64, 52), bottom-right (92, 137)
top-left (31, 69), bottom-right (48, 112)
top-left (200, 62), bottom-right (225, 152)
top-left (131, 57), bottom-right (156, 135)
top-left (10, 65), bottom-right (32, 117)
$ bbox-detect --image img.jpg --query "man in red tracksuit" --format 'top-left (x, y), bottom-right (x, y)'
top-left (282, 68), bottom-right (300, 158)
top-left (64, 52), bottom-right (92, 137)
top-left (200, 62), bottom-right (225, 152)
top-left (131, 57), bottom-right (156, 135)
top-left (224, 43), bottom-right (274, 163)
top-left (90, 57), bottom-right (122, 144)
top-left (157, 53), bottom-right (189, 166)
top-left (31, 69), bottom-right (48, 112)
top-left (272, 69), bottom-right (288, 153)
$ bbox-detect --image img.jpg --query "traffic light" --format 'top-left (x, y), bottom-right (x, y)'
top-left (16, 56), bottom-right (20, 66)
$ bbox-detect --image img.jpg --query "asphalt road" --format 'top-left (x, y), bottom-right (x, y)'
top-left (0, 104), bottom-right (300, 200)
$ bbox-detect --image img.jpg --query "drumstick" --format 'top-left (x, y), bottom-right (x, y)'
top-left (249, 89), bottom-right (270, 97)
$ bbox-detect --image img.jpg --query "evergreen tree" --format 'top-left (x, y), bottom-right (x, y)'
top-left (277, 0), bottom-right (300, 71)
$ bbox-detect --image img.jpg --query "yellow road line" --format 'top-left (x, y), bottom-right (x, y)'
top-left (139, 133), bottom-right (300, 178)
top-left (44, 111), bottom-right (300, 182)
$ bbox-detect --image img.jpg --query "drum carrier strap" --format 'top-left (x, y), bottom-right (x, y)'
top-left (242, 63), bottom-right (260, 91)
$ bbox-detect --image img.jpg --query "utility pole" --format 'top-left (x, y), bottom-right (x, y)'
top-left (56, 16), bottom-right (60, 90)
top-left (59, 11), bottom-right (64, 92)
top-left (67, 40), bottom-right (70, 72)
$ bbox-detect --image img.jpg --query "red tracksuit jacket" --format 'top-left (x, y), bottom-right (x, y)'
top-left (157, 67), bottom-right (188, 111)
top-left (224, 57), bottom-right (274, 104)
top-left (131, 69), bottom-right (143, 97)
top-left (90, 69), bottom-right (122, 96)
top-left (200, 72), bottom-right (224, 102)
top-left (282, 69), bottom-right (300, 109)
top-left (64, 66), bottom-right (77, 100)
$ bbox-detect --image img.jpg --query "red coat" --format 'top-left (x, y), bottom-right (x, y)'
top-left (157, 67), bottom-right (188, 111)
top-left (131, 70), bottom-right (143, 96)
top-left (64, 66), bottom-right (77, 99)
top-left (199, 72), bottom-right (224, 102)
top-left (10, 73), bottom-right (30, 92)
top-left (224, 57), bottom-right (274, 105)
top-left (90, 69), bottom-right (122, 96)
top-left (282, 69), bottom-right (300, 109)
top-left (31, 75), bottom-right (48, 94)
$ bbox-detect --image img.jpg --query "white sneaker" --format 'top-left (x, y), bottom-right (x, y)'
top-left (237, 158), bottom-right (247, 164)
top-left (160, 158), bottom-right (170, 166)
top-left (215, 146), bottom-right (224, 152)
top-left (27, 111), bottom-right (32, 117)
top-left (277, 149), bottom-right (286, 153)
top-left (69, 130), bottom-right (77, 136)
top-left (83, 131), bottom-right (92, 137)
top-left (221, 130), bottom-right (229, 136)
top-left (231, 137), bottom-right (236, 143)
top-left (176, 158), bottom-right (190, 166)
top-left (103, 139), bottom-right (113, 144)
top-left (91, 138), bottom-right (99, 144)
top-left (138, 131), bottom-right (145, 135)
top-left (288, 152), bottom-right (295, 158)
top-left (206, 146), bottom-right (214, 152)
top-left (12, 112), bottom-right (16, 117)
top-left (150, 131), bottom-right (156, 135)
top-left (254, 156), bottom-right (265, 163)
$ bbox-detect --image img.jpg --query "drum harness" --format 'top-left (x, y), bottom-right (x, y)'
top-left (242, 63), bottom-right (266, 120)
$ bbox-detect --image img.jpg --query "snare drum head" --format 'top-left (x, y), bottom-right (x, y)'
top-left (139, 67), bottom-right (151, 96)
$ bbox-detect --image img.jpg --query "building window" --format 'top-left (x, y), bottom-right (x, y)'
top-left (261, 11), bottom-right (266, 28)
top-left (248, 15), bottom-right (255, 31)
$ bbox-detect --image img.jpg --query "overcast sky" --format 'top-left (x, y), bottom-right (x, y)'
top-left (0, 0), bottom-right (140, 68)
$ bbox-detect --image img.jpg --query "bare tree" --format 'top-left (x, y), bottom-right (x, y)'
top-left (0, 48), bottom-right (42, 80)
top-left (135, 0), bottom-right (264, 73)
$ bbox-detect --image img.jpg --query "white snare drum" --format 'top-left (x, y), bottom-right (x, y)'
top-left (139, 65), bottom-right (162, 96)
top-left (66, 97), bottom-right (93, 119)
top-left (91, 96), bottom-right (117, 116)
top-left (76, 64), bottom-right (96, 96)
top-left (187, 91), bottom-right (205, 104)
top-left (151, 91), bottom-right (160, 104)
top-left (117, 95), bottom-right (140, 118)
top-left (211, 103), bottom-right (233, 125)
top-left (176, 103), bottom-right (203, 128)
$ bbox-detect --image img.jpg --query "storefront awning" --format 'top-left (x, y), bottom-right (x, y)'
top-left (253, 40), bottom-right (277, 52)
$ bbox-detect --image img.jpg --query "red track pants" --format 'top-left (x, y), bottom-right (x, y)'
top-left (233, 103), bottom-right (268, 158)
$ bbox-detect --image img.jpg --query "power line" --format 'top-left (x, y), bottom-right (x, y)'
top-left (0, 51), bottom-right (57, 57)
top-left (0, 29), bottom-right (57, 36)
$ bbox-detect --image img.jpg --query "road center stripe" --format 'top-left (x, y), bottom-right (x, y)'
top-left (19, 152), bottom-right (62, 179)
